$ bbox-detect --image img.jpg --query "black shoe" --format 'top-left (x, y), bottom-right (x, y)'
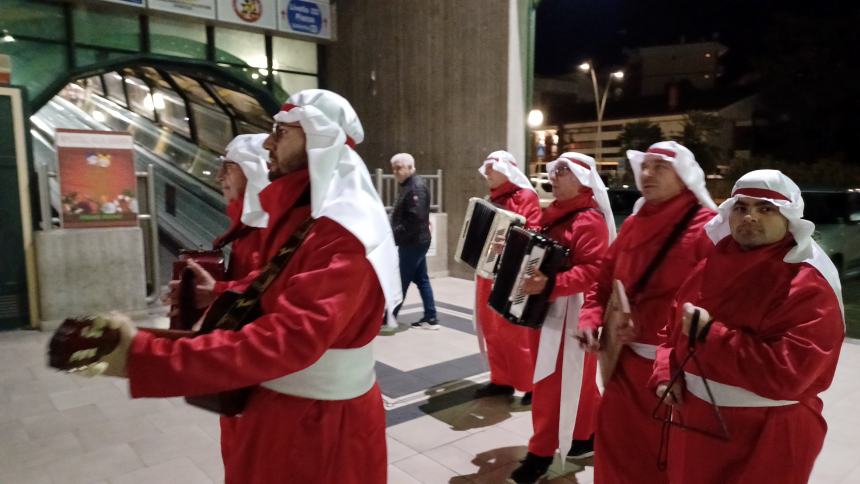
top-left (410, 317), bottom-right (440, 330)
top-left (474, 382), bottom-right (515, 398)
top-left (520, 391), bottom-right (533, 406)
top-left (508, 452), bottom-right (553, 484)
top-left (567, 434), bottom-right (594, 460)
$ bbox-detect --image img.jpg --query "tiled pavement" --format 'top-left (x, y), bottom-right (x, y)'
top-left (1, 276), bottom-right (859, 483)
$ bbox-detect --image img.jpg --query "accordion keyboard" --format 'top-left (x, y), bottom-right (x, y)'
top-left (509, 246), bottom-right (547, 318)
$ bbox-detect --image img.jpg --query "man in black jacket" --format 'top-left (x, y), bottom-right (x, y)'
top-left (390, 153), bottom-right (438, 329)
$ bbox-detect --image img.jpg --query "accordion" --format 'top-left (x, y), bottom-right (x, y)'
top-left (489, 226), bottom-right (570, 328)
top-left (169, 250), bottom-right (226, 330)
top-left (455, 197), bottom-right (526, 278)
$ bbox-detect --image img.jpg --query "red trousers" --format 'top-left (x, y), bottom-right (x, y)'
top-left (475, 277), bottom-right (534, 392)
top-left (527, 328), bottom-right (600, 456)
top-left (594, 348), bottom-right (668, 484)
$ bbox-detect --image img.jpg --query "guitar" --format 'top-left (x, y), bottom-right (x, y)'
top-left (598, 279), bottom-right (633, 384)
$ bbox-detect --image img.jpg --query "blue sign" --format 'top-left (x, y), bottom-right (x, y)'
top-left (286, 0), bottom-right (322, 34)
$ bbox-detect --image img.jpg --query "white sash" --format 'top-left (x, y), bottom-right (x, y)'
top-left (628, 342), bottom-right (658, 360)
top-left (533, 294), bottom-right (585, 461)
top-left (261, 342), bottom-right (376, 400)
top-left (684, 372), bottom-right (798, 408)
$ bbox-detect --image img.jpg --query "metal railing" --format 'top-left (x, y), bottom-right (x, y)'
top-left (36, 162), bottom-right (160, 303)
top-left (373, 168), bottom-right (443, 213)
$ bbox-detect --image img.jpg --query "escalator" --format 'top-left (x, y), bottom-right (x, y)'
top-left (31, 84), bottom-right (245, 286)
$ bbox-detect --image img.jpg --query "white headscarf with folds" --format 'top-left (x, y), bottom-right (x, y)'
top-left (704, 169), bottom-right (844, 320)
top-left (223, 133), bottom-right (271, 228)
top-left (273, 89), bottom-right (403, 326)
top-left (546, 152), bottom-right (617, 242)
top-left (478, 150), bottom-right (536, 192)
top-left (626, 141), bottom-right (717, 213)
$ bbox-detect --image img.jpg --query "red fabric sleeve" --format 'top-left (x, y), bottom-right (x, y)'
top-left (695, 268), bottom-right (844, 401)
top-left (550, 211), bottom-right (609, 300)
top-left (512, 189), bottom-right (543, 229)
top-left (128, 237), bottom-right (382, 398)
top-left (577, 239), bottom-right (619, 331)
top-left (212, 269), bottom-right (259, 295)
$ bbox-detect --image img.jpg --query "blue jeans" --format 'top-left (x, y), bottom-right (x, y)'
top-left (393, 242), bottom-right (437, 319)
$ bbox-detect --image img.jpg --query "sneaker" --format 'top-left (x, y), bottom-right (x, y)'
top-left (474, 382), bottom-right (515, 399)
top-left (410, 317), bottom-right (440, 330)
top-left (567, 434), bottom-right (595, 460)
top-left (520, 391), bottom-right (533, 406)
top-left (508, 452), bottom-right (553, 484)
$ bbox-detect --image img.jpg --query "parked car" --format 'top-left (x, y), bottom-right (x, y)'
top-left (803, 189), bottom-right (860, 277)
top-left (530, 174), bottom-right (641, 227)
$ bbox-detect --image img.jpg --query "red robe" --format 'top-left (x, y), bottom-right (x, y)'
top-left (528, 191), bottom-right (608, 457)
top-left (650, 236), bottom-right (844, 484)
top-left (578, 190), bottom-right (715, 484)
top-left (213, 198), bottom-right (262, 280)
top-left (127, 169), bottom-right (387, 484)
top-left (475, 181), bottom-right (542, 391)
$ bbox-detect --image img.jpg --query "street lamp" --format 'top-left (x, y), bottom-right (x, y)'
top-left (527, 108), bottom-right (544, 128)
top-left (579, 62), bottom-right (624, 164)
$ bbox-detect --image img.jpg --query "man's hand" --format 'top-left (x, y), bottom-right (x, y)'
top-left (520, 269), bottom-right (548, 295)
top-left (574, 327), bottom-right (600, 352)
top-left (613, 321), bottom-right (637, 344)
top-left (162, 259), bottom-right (217, 312)
top-left (656, 381), bottom-right (684, 405)
top-left (71, 312), bottom-right (138, 379)
top-left (681, 302), bottom-right (711, 338)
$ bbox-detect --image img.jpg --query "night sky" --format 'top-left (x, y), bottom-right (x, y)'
top-left (534, 0), bottom-right (846, 79)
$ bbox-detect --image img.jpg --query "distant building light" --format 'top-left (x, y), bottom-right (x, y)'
top-left (579, 62), bottom-right (591, 72)
top-left (705, 52), bottom-right (712, 58)
top-left (704, 74), bottom-right (711, 79)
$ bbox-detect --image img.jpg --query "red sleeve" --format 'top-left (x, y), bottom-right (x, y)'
top-left (695, 268), bottom-right (844, 400)
top-left (550, 211), bottom-right (609, 299)
top-left (511, 189), bottom-right (543, 229)
top-left (128, 234), bottom-right (382, 398)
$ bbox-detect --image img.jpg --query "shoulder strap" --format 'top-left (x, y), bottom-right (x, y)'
top-left (630, 203), bottom-right (701, 297)
top-left (213, 216), bottom-right (315, 330)
top-left (213, 224), bottom-right (256, 250)
top-left (540, 207), bottom-right (597, 235)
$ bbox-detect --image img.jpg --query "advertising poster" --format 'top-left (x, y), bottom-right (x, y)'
top-left (55, 129), bottom-right (139, 229)
top-left (149, 0), bottom-right (217, 20)
top-left (277, 0), bottom-right (332, 40)
top-left (217, 0), bottom-right (278, 30)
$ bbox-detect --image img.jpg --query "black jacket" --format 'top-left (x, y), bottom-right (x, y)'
top-left (390, 174), bottom-right (431, 246)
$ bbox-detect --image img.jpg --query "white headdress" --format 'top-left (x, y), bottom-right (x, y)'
top-left (273, 89), bottom-right (403, 326)
top-left (626, 141), bottom-right (717, 213)
top-left (223, 133), bottom-right (271, 228)
top-left (704, 169), bottom-right (844, 320)
top-left (478, 150), bottom-right (536, 192)
top-left (546, 152), bottom-right (617, 242)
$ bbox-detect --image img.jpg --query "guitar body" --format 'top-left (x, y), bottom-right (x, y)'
top-left (170, 250), bottom-right (225, 330)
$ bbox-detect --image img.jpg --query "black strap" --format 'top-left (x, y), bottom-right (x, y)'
top-left (630, 203), bottom-right (700, 297)
top-left (539, 207), bottom-right (597, 235)
top-left (213, 217), bottom-right (315, 330)
top-left (213, 224), bottom-right (256, 251)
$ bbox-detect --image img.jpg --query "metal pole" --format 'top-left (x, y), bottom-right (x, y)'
top-left (436, 168), bottom-right (443, 212)
top-left (146, 164), bottom-right (159, 303)
top-left (37, 162), bottom-right (52, 231)
top-left (589, 67), bottom-right (602, 163)
top-left (374, 168), bottom-right (383, 198)
top-left (597, 77), bottom-right (614, 167)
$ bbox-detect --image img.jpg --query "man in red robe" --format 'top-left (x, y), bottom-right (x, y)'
top-left (509, 153), bottom-right (615, 483)
top-left (212, 133), bottom-right (270, 279)
top-left (473, 150), bottom-right (542, 403)
top-left (84, 89), bottom-right (403, 484)
top-left (650, 169), bottom-right (844, 484)
top-left (578, 141), bottom-right (717, 484)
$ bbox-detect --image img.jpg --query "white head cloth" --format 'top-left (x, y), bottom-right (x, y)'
top-left (223, 133), bottom-right (271, 228)
top-left (546, 152), bottom-right (617, 242)
top-left (478, 150), bottom-right (536, 192)
top-left (273, 89), bottom-right (403, 326)
top-left (626, 141), bottom-right (717, 213)
top-left (704, 169), bottom-right (844, 320)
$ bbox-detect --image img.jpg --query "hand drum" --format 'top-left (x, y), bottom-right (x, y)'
top-left (48, 317), bottom-right (121, 371)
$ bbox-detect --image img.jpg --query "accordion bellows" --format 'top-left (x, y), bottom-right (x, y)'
top-left (489, 226), bottom-right (569, 328)
top-left (455, 197), bottom-right (526, 278)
